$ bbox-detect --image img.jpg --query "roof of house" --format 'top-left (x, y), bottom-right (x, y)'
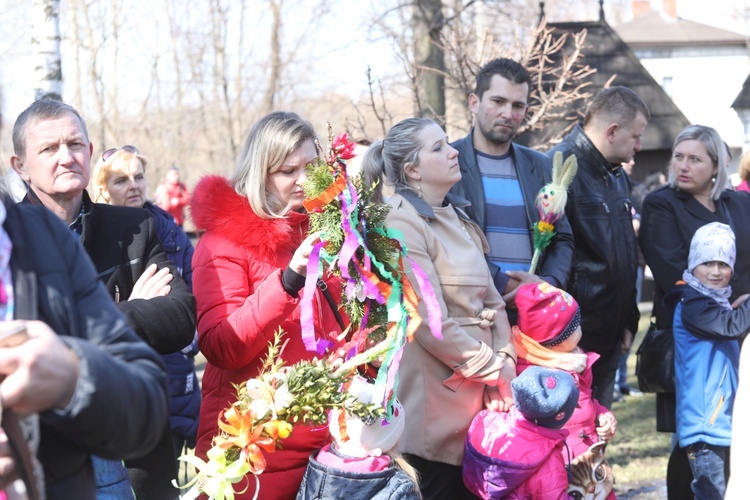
top-left (517, 18), bottom-right (689, 151)
top-left (615, 11), bottom-right (747, 47)
top-left (732, 73), bottom-right (750, 110)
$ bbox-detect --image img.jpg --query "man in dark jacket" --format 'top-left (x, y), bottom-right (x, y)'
top-left (10, 99), bottom-right (196, 499)
top-left (547, 86), bottom-right (648, 408)
top-left (0, 196), bottom-right (169, 499)
top-left (450, 58), bottom-right (574, 323)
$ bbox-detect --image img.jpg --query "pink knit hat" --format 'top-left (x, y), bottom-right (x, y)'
top-left (516, 282), bottom-right (581, 347)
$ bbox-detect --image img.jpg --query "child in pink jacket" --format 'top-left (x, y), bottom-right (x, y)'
top-left (512, 283), bottom-right (617, 457)
top-left (463, 366), bottom-right (579, 499)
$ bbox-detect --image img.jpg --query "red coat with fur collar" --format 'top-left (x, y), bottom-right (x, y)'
top-left (191, 176), bottom-right (345, 499)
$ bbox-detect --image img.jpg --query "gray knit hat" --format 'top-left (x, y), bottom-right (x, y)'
top-left (688, 222), bottom-right (736, 273)
top-left (511, 366), bottom-right (580, 429)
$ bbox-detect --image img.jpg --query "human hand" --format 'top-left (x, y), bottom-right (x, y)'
top-left (289, 232), bottom-right (322, 276)
top-left (0, 429), bottom-right (17, 491)
top-left (732, 294), bottom-right (750, 309)
top-left (483, 380), bottom-right (515, 413)
top-left (502, 271), bottom-right (545, 307)
top-left (0, 321), bottom-right (80, 414)
top-left (632, 217), bottom-right (640, 236)
top-left (620, 328), bottom-right (634, 353)
top-left (596, 412), bottom-right (617, 441)
top-left (483, 386), bottom-right (505, 412)
top-left (485, 360), bottom-right (516, 411)
top-left (130, 264), bottom-right (173, 300)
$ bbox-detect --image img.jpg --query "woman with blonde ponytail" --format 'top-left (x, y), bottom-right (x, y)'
top-left (363, 118), bottom-right (516, 500)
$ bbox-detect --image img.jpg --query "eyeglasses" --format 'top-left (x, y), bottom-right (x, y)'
top-left (101, 145), bottom-right (138, 162)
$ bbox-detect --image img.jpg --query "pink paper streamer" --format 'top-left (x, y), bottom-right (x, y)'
top-left (407, 257), bottom-right (443, 339)
top-left (300, 242), bottom-right (332, 354)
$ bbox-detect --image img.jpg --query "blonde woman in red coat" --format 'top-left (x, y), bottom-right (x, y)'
top-left (190, 112), bottom-right (346, 499)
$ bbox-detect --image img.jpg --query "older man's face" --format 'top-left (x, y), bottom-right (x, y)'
top-left (13, 112), bottom-right (93, 201)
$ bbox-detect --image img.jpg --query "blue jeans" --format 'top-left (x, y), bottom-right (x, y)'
top-left (91, 456), bottom-right (135, 499)
top-left (685, 442), bottom-right (727, 499)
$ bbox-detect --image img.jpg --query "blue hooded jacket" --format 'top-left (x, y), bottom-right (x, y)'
top-left (666, 283), bottom-right (750, 448)
top-left (145, 202), bottom-right (200, 446)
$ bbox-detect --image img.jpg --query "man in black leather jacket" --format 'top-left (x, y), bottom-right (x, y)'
top-left (450, 58), bottom-right (574, 323)
top-left (0, 195), bottom-right (169, 499)
top-left (547, 86), bottom-right (648, 408)
top-left (10, 99), bottom-right (196, 499)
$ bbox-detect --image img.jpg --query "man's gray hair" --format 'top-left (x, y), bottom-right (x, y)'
top-left (13, 99), bottom-right (90, 158)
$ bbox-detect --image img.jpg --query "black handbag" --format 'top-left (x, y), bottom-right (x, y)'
top-left (636, 321), bottom-right (675, 393)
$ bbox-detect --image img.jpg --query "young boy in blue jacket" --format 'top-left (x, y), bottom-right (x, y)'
top-left (665, 222), bottom-right (750, 499)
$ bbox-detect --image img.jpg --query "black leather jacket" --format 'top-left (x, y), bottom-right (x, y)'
top-left (548, 125), bottom-right (640, 352)
top-left (450, 130), bottom-right (574, 291)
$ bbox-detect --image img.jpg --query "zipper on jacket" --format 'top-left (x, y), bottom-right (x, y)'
top-left (114, 285), bottom-right (120, 304)
top-left (709, 394), bottom-right (725, 425)
top-left (709, 366), bottom-right (729, 425)
top-left (602, 202), bottom-right (610, 213)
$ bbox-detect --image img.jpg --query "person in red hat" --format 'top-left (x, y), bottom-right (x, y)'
top-left (511, 283), bottom-right (617, 475)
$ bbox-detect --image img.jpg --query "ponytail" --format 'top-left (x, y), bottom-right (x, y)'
top-left (362, 140), bottom-right (387, 204)
top-left (390, 451), bottom-right (423, 498)
top-left (361, 117), bottom-right (434, 203)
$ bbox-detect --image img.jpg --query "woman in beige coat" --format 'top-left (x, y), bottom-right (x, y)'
top-left (363, 118), bottom-right (516, 500)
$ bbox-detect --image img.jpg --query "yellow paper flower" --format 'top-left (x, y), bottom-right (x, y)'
top-left (537, 221), bottom-right (554, 233)
top-left (274, 420), bottom-right (293, 439)
top-left (176, 445), bottom-right (251, 500)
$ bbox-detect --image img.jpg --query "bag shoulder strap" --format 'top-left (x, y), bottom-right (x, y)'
top-left (316, 279), bottom-right (345, 331)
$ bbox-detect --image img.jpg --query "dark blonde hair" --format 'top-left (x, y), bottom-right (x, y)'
top-left (668, 125), bottom-right (730, 201)
top-left (739, 150), bottom-right (750, 183)
top-left (90, 147), bottom-right (148, 204)
top-left (362, 118), bottom-right (434, 203)
top-left (232, 111), bottom-right (316, 219)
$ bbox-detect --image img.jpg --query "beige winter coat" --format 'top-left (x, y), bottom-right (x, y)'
top-left (389, 191), bottom-right (515, 466)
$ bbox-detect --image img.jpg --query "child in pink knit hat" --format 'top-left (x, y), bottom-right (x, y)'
top-left (511, 282), bottom-right (617, 497)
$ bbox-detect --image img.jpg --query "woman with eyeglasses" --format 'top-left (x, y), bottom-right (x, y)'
top-left (90, 146), bottom-right (201, 492)
top-left (189, 111), bottom-right (348, 499)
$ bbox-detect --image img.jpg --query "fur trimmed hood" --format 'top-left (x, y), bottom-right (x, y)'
top-left (191, 175), bottom-right (307, 259)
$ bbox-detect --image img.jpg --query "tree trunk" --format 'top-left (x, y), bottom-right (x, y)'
top-left (413, 0), bottom-right (446, 125)
top-left (31, 0), bottom-right (62, 101)
top-left (261, 0), bottom-right (283, 115)
top-left (209, 0), bottom-right (238, 158)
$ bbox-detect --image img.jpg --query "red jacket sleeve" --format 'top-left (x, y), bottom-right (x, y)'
top-left (193, 235), bottom-right (301, 370)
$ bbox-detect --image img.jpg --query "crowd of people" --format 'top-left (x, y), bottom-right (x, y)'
top-left (0, 55), bottom-right (749, 500)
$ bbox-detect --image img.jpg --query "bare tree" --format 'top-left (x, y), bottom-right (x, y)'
top-left (519, 20), bottom-right (595, 146)
top-left (439, 15), bottom-right (595, 144)
top-left (261, 0), bottom-right (283, 115)
top-left (413, 0), bottom-right (446, 124)
top-left (31, 0), bottom-right (62, 101)
top-left (365, 0), bottom-right (595, 148)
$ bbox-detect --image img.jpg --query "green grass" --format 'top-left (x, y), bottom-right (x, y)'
top-left (608, 306), bottom-right (670, 497)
